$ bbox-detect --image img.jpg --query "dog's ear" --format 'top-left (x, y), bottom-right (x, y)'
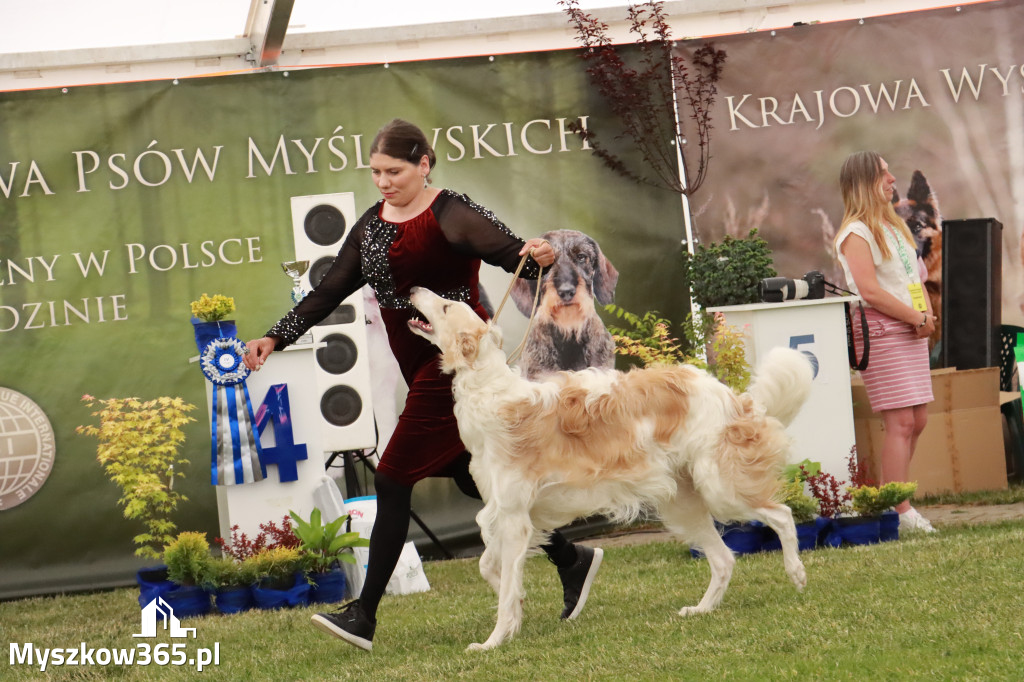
top-left (451, 330), bottom-right (481, 368)
top-left (593, 249), bottom-right (619, 305)
top-left (906, 170), bottom-right (939, 216)
top-left (510, 278), bottom-right (539, 316)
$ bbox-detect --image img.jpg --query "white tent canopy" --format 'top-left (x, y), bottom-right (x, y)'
top-left (1, 0), bottom-right (955, 90)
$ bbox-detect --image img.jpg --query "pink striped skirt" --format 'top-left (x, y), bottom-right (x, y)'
top-left (852, 306), bottom-right (934, 412)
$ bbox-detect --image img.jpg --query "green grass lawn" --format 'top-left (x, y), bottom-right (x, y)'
top-left (4, 520), bottom-right (1024, 681)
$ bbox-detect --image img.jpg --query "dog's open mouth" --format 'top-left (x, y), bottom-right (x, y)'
top-left (407, 316), bottom-right (434, 335)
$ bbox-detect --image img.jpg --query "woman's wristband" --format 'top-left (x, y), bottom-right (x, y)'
top-left (916, 312), bottom-right (928, 329)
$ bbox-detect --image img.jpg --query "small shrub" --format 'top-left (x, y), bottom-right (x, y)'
top-left (778, 480), bottom-right (820, 524)
top-left (207, 556), bottom-right (259, 589)
top-left (244, 546), bottom-right (303, 588)
top-left (850, 482), bottom-right (918, 516)
top-left (77, 396), bottom-right (195, 559)
top-left (163, 532), bottom-right (213, 588)
top-left (605, 306), bottom-right (751, 392)
top-left (213, 516), bottom-right (300, 561)
top-left (190, 293), bottom-right (235, 322)
top-left (684, 229), bottom-right (776, 309)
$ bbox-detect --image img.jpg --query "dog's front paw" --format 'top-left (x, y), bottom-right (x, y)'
top-left (466, 642), bottom-right (491, 652)
top-left (789, 562), bottom-right (807, 591)
top-left (677, 605), bottom-right (712, 617)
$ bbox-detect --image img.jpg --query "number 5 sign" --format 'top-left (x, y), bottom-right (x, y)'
top-left (788, 334), bottom-right (821, 379)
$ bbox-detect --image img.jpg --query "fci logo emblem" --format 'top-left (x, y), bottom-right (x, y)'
top-left (0, 388), bottom-right (55, 510)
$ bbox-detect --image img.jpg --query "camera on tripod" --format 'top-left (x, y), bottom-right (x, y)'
top-left (758, 271), bottom-right (826, 303)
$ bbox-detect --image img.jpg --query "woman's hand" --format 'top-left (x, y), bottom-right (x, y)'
top-left (915, 312), bottom-right (936, 339)
top-left (243, 337), bottom-right (276, 371)
top-left (521, 238), bottom-right (555, 267)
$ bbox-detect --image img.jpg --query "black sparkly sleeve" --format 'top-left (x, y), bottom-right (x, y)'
top-left (434, 191), bottom-right (541, 278)
top-left (264, 218), bottom-right (367, 350)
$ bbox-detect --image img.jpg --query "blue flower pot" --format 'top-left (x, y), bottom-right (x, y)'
top-left (161, 584), bottom-right (212, 619)
top-left (252, 572), bottom-right (311, 610)
top-left (215, 585), bottom-right (254, 614)
top-left (690, 520), bottom-right (765, 558)
top-left (309, 568), bottom-right (348, 604)
top-left (797, 521), bottom-right (820, 551)
top-left (834, 515), bottom-right (881, 546)
top-left (761, 521), bottom-right (820, 552)
top-left (879, 510), bottom-right (900, 542)
top-left (191, 318), bottom-right (237, 352)
top-left (819, 517), bottom-right (844, 548)
top-left (136, 565), bottom-right (175, 608)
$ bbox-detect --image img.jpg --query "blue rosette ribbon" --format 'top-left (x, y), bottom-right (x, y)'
top-left (193, 319), bottom-right (266, 486)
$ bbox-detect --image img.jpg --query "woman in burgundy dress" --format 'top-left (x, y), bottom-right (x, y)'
top-left (244, 119), bottom-right (603, 651)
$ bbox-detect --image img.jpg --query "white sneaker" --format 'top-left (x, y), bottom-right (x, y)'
top-left (899, 507), bottom-right (937, 533)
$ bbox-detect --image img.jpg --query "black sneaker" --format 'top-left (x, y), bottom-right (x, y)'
top-left (311, 599), bottom-right (376, 651)
top-left (557, 545), bottom-right (604, 620)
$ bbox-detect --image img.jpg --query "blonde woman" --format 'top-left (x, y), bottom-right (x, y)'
top-left (834, 151), bottom-right (936, 533)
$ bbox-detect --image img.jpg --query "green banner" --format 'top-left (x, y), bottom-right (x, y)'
top-left (0, 48), bottom-right (686, 597)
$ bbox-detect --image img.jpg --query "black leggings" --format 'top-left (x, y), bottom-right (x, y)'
top-left (357, 452), bottom-right (577, 620)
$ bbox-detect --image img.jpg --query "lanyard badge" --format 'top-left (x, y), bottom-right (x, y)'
top-left (886, 227), bottom-right (928, 312)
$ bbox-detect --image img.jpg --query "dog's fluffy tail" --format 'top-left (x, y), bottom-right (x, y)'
top-left (746, 347), bottom-right (814, 427)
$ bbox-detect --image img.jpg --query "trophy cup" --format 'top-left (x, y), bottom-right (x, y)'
top-left (281, 260), bottom-right (310, 305)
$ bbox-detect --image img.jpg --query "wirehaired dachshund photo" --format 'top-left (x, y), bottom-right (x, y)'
top-left (510, 229), bottom-right (619, 380)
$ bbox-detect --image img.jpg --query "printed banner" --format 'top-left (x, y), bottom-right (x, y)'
top-left (678, 1), bottom-right (1023, 326)
top-left (0, 48), bottom-right (686, 596)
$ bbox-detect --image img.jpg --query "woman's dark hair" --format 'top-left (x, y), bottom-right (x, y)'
top-left (370, 118), bottom-right (437, 170)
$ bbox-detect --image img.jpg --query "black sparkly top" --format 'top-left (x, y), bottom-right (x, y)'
top-left (266, 189), bottom-right (539, 349)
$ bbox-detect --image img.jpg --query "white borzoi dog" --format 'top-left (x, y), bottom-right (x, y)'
top-left (407, 287), bottom-right (814, 651)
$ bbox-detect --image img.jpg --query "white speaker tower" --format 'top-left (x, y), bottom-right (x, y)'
top-left (290, 192), bottom-right (376, 453)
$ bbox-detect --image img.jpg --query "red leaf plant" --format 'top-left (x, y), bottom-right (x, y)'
top-left (803, 446), bottom-right (876, 518)
top-left (213, 515), bottom-right (300, 561)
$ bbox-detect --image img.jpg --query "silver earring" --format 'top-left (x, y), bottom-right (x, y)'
top-left (422, 175), bottom-right (428, 189)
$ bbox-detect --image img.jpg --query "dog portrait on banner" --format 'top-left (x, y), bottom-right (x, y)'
top-left (892, 170), bottom-right (943, 347)
top-left (509, 229), bottom-right (619, 380)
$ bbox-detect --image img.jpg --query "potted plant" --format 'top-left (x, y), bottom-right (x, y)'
top-left (161, 531), bottom-right (214, 618)
top-left (804, 464), bottom-right (854, 547)
top-left (246, 546), bottom-right (309, 610)
top-left (190, 293), bottom-right (238, 352)
top-left (604, 306), bottom-right (752, 392)
top-left (289, 508), bottom-right (370, 604)
top-left (850, 482), bottom-right (918, 542)
top-left (683, 229), bottom-right (777, 310)
top-left (207, 556), bottom-right (259, 614)
top-left (77, 395), bottom-right (196, 560)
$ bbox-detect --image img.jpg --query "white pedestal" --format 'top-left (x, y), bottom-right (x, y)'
top-left (199, 342), bottom-right (336, 541)
top-left (707, 297), bottom-right (857, 480)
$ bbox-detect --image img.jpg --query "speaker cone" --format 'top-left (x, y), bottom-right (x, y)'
top-left (316, 333), bottom-right (358, 374)
top-left (320, 386), bottom-right (363, 427)
top-left (304, 204), bottom-right (347, 246)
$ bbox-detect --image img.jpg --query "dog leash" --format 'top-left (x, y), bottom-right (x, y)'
top-left (491, 250), bottom-right (545, 367)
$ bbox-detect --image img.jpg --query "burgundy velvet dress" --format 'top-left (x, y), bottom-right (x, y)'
top-left (266, 189), bottom-right (539, 486)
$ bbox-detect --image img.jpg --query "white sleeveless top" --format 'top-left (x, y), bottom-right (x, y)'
top-left (835, 220), bottom-right (922, 309)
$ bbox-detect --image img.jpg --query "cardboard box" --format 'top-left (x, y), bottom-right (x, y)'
top-left (851, 367), bottom-right (1008, 496)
